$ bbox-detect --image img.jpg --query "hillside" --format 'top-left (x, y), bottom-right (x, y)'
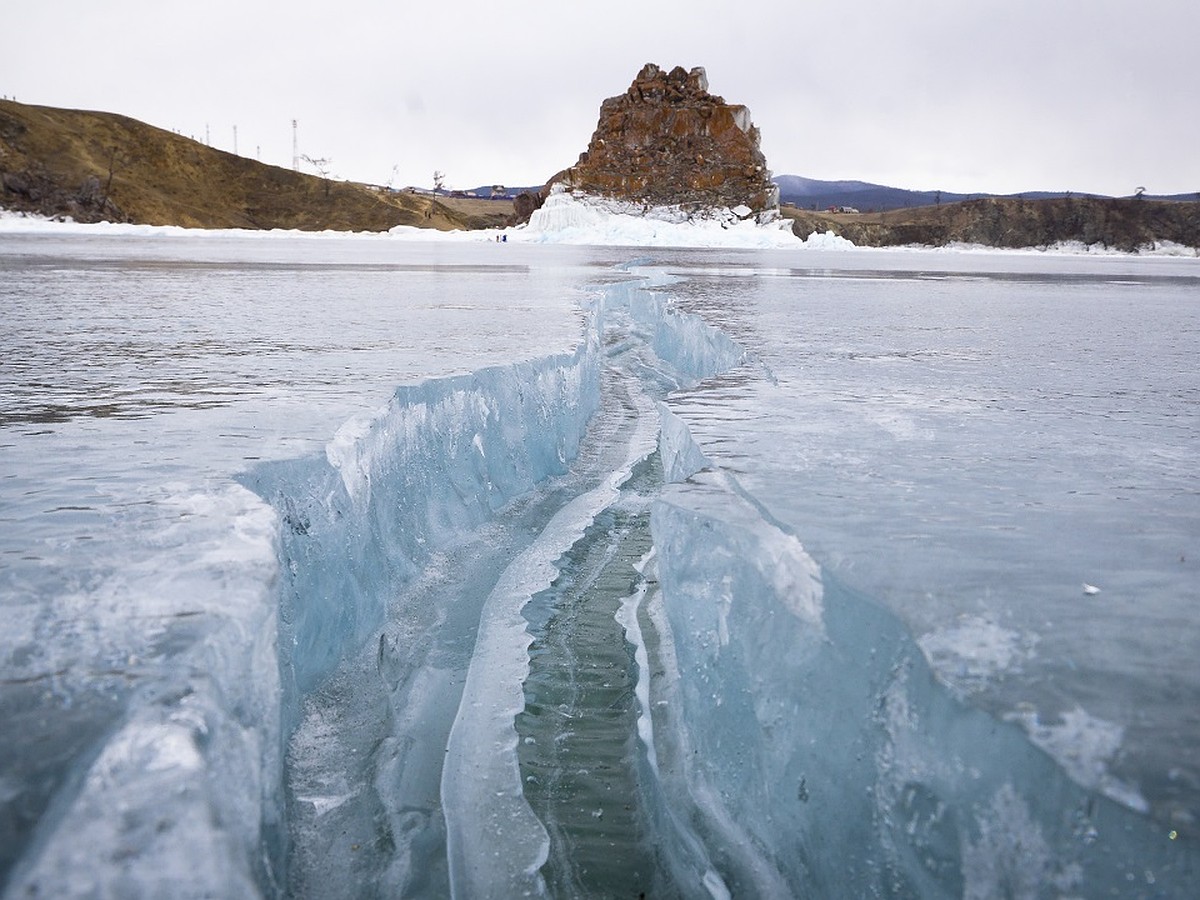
top-left (782, 196), bottom-right (1200, 252)
top-left (3, 98), bottom-right (1196, 250)
top-left (0, 99), bottom-right (512, 231)
top-left (773, 174), bottom-right (1195, 213)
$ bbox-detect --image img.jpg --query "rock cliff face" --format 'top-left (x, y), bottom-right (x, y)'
top-left (782, 197), bottom-right (1200, 252)
top-left (547, 63), bottom-right (778, 217)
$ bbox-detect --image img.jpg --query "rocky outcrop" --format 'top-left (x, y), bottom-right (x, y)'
top-left (521, 63), bottom-right (778, 222)
top-left (782, 197), bottom-right (1200, 252)
top-left (1, 166), bottom-right (120, 221)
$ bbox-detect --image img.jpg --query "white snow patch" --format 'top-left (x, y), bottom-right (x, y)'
top-left (326, 406), bottom-right (388, 500)
top-left (886, 237), bottom-right (1199, 258)
top-left (1004, 705), bottom-right (1149, 812)
top-left (798, 228), bottom-right (857, 250)
top-left (918, 614), bottom-right (1036, 695)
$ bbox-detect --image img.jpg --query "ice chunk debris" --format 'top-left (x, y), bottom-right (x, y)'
top-left (520, 187), bottom-right (801, 248)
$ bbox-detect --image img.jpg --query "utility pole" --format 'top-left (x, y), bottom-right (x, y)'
top-left (292, 120), bottom-right (299, 172)
top-left (233, 125), bottom-right (238, 156)
top-left (205, 123), bottom-right (210, 146)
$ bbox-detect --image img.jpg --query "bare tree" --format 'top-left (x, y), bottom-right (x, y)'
top-left (302, 154), bottom-right (335, 197)
top-left (100, 145), bottom-right (129, 215)
top-left (433, 170), bottom-right (446, 192)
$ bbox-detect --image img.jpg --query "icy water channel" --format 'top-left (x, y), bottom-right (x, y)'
top-left (2, 229), bottom-right (1198, 898)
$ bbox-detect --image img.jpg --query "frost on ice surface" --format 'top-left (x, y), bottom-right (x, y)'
top-left (918, 614), bottom-right (1037, 697)
top-left (961, 784), bottom-right (1064, 900)
top-left (1004, 705), bottom-right (1148, 812)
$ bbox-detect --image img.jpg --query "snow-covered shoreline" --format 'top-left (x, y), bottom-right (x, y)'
top-left (6, 204), bottom-right (1195, 256)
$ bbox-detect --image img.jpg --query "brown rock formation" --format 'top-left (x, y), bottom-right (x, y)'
top-left (781, 196), bottom-right (1200, 253)
top-left (545, 63), bottom-right (778, 218)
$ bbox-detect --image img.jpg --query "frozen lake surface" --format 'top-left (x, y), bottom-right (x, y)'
top-left (1, 227), bottom-right (1197, 897)
top-left (659, 251), bottom-right (1200, 820)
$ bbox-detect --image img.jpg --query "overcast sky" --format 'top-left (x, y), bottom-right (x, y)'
top-left (4, 1), bottom-right (1196, 196)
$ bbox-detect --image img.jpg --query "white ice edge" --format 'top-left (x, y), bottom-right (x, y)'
top-left (614, 548), bottom-right (658, 774)
top-left (5, 484), bottom-right (284, 896)
top-left (1003, 705), bottom-right (1149, 813)
top-left (614, 547), bottom-right (738, 900)
top-left (440, 378), bottom-right (660, 900)
top-left (639, 538), bottom-right (765, 900)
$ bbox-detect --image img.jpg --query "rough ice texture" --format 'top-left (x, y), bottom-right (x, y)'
top-left (244, 323), bottom-right (603, 723)
top-left (442, 383), bottom-right (660, 899)
top-left (917, 614), bottom-right (1037, 697)
top-left (6, 485), bottom-right (286, 896)
top-left (643, 448), bottom-right (1193, 896)
top-left (9, 243), bottom-right (1197, 896)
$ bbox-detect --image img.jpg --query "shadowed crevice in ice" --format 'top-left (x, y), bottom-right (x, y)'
top-left (515, 458), bottom-right (668, 898)
top-left (241, 342), bottom-right (602, 733)
top-left (249, 272), bottom-right (747, 896)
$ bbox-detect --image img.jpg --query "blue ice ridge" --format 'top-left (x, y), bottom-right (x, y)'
top-left (243, 322), bottom-right (603, 724)
top-left (640, 403), bottom-right (1199, 896)
top-left (233, 273), bottom-right (748, 893)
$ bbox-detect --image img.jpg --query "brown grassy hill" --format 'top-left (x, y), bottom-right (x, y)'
top-left (0, 99), bottom-right (512, 232)
top-left (782, 196), bottom-right (1200, 252)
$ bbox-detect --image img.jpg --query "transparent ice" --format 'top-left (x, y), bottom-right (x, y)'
top-left (1, 225), bottom-right (1197, 897)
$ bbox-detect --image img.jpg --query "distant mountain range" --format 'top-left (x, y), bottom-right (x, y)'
top-left (773, 175), bottom-right (1195, 212)
top-left (473, 176), bottom-right (1195, 212)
